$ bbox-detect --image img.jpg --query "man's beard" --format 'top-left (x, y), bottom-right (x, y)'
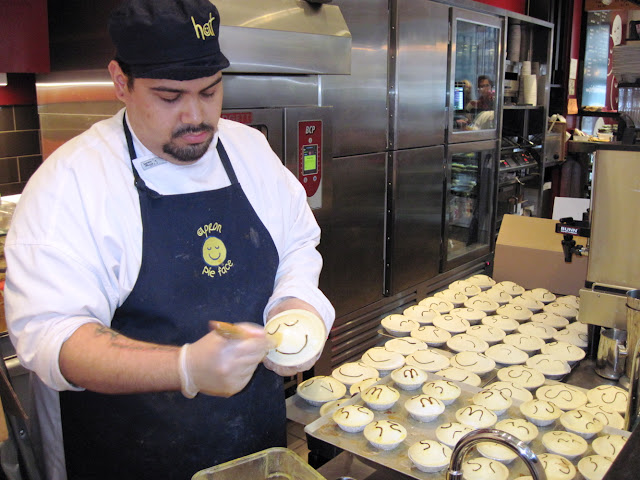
top-left (163, 123), bottom-right (215, 162)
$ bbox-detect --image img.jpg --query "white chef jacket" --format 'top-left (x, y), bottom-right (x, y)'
top-left (3, 108), bottom-right (335, 479)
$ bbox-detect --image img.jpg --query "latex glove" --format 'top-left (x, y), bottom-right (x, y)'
top-left (182, 322), bottom-right (271, 398)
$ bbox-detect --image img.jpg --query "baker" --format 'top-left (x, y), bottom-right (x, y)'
top-left (3, 0), bottom-right (334, 478)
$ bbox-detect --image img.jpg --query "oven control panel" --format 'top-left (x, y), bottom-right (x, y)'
top-left (285, 106), bottom-right (332, 210)
top-left (298, 120), bottom-right (322, 199)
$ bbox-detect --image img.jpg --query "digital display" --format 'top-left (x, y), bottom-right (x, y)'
top-left (454, 86), bottom-right (464, 111)
top-left (303, 145), bottom-right (318, 174)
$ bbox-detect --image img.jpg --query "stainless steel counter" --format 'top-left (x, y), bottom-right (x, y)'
top-left (563, 358), bottom-right (623, 391)
top-left (567, 139), bottom-right (640, 153)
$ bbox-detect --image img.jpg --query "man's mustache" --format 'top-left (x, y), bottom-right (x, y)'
top-left (172, 124), bottom-right (214, 139)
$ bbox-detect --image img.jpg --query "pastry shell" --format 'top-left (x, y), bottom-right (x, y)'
top-left (519, 399), bottom-right (562, 426)
top-left (297, 376), bottom-right (347, 406)
top-left (421, 380), bottom-right (461, 405)
top-left (408, 439), bottom-right (452, 472)
top-left (541, 430), bottom-right (588, 459)
top-left (363, 420), bottom-right (407, 450)
top-left (332, 404), bottom-right (374, 432)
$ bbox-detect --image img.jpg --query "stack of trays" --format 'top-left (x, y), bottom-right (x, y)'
top-left (613, 44), bottom-right (640, 83)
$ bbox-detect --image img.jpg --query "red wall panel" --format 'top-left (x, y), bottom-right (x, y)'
top-left (0, 74), bottom-right (37, 106)
top-left (474, 0), bottom-right (526, 14)
top-left (0, 0), bottom-right (50, 73)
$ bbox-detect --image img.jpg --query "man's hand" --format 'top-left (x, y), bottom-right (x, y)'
top-left (186, 322), bottom-right (271, 397)
top-left (263, 351), bottom-right (321, 377)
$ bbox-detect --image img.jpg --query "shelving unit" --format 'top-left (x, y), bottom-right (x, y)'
top-left (497, 13), bottom-right (554, 229)
top-left (501, 105), bottom-right (545, 214)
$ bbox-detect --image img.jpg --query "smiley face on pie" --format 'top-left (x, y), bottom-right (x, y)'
top-left (265, 309), bottom-right (326, 367)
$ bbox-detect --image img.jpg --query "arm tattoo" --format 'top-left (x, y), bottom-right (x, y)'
top-left (94, 325), bottom-right (121, 340)
top-left (93, 325), bottom-right (174, 351)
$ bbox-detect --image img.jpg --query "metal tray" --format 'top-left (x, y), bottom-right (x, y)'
top-left (304, 374), bottom-right (630, 480)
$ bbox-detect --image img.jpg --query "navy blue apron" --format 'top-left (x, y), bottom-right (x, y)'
top-left (59, 116), bottom-right (285, 479)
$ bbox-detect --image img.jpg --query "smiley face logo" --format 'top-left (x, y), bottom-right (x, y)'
top-left (202, 236), bottom-right (227, 266)
top-left (266, 319), bottom-right (309, 356)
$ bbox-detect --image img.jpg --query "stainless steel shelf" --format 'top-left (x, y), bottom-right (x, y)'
top-left (503, 105), bottom-right (545, 110)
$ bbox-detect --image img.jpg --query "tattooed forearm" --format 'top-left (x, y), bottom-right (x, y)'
top-left (93, 325), bottom-right (175, 351)
top-left (95, 325), bottom-right (120, 340)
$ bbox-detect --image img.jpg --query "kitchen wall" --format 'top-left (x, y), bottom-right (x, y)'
top-left (0, 104), bottom-right (42, 196)
top-left (0, 74), bottom-right (42, 196)
top-left (0, 0), bottom-right (533, 198)
top-left (0, 0), bottom-right (49, 73)
top-left (0, 0), bottom-right (47, 195)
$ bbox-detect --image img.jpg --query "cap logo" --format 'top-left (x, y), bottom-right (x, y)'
top-left (192, 12), bottom-right (216, 40)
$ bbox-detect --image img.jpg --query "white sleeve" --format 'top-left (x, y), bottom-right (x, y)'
top-left (4, 122), bottom-right (139, 392)
top-left (263, 168), bottom-right (335, 330)
top-left (219, 121), bottom-right (335, 331)
top-left (4, 243), bottom-right (116, 391)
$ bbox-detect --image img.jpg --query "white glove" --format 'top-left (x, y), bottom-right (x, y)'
top-left (178, 322), bottom-right (271, 398)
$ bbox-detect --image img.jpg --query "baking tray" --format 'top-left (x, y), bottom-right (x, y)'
top-left (304, 373), bottom-right (631, 480)
top-left (286, 344), bottom-right (494, 427)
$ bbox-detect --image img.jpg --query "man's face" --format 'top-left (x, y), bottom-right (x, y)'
top-left (109, 61), bottom-right (223, 165)
top-left (478, 80), bottom-right (492, 95)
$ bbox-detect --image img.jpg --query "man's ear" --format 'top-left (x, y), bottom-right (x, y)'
top-left (108, 60), bottom-right (129, 101)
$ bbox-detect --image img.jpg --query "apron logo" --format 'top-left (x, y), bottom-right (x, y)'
top-left (202, 236), bottom-right (227, 266)
top-left (198, 222), bottom-right (234, 278)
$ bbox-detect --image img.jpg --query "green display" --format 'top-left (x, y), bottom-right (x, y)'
top-left (303, 145), bottom-right (318, 174)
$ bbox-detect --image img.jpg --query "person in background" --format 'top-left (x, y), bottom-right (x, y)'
top-left (3, 1), bottom-right (334, 479)
top-left (467, 75), bottom-right (495, 112)
top-left (461, 75), bottom-right (496, 130)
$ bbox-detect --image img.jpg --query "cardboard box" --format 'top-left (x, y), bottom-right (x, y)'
top-left (493, 214), bottom-right (588, 296)
top-left (548, 120), bottom-right (567, 136)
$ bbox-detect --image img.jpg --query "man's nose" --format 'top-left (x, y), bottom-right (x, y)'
top-left (180, 96), bottom-right (205, 125)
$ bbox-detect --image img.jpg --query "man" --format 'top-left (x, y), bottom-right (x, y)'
top-left (3, 1), bottom-right (334, 479)
top-left (467, 75), bottom-right (495, 112)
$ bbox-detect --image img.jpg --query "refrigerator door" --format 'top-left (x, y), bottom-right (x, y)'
top-left (316, 152), bottom-right (387, 317)
top-left (393, 0), bottom-right (449, 149)
top-left (449, 8), bottom-right (503, 144)
top-left (387, 146), bottom-right (445, 295)
top-left (320, 0), bottom-right (389, 158)
top-left (443, 140), bottom-right (498, 271)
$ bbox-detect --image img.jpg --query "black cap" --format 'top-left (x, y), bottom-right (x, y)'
top-left (108, 0), bottom-right (230, 81)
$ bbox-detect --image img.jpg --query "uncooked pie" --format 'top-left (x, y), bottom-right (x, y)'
top-left (496, 365), bottom-right (545, 390)
top-left (496, 304), bottom-right (533, 322)
top-left (535, 384), bottom-right (587, 410)
top-left (405, 349), bottom-right (450, 372)
top-left (447, 333), bottom-right (489, 353)
top-left (331, 361), bottom-right (380, 387)
top-left (380, 314), bottom-right (419, 336)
